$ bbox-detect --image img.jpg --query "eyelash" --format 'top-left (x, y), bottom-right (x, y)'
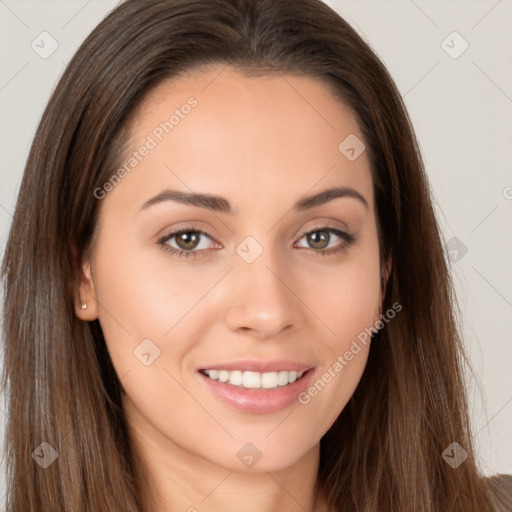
top-left (157, 226), bottom-right (356, 259)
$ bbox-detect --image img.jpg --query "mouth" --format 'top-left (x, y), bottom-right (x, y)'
top-left (196, 366), bottom-right (315, 414)
top-left (198, 368), bottom-right (309, 390)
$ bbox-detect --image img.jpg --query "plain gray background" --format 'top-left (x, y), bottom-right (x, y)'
top-left (1, 0), bottom-right (511, 504)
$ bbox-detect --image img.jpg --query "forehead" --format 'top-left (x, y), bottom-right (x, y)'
top-left (104, 65), bottom-right (373, 216)
top-left (131, 65), bottom-right (361, 147)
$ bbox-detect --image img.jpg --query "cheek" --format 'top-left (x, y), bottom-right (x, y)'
top-left (306, 232), bottom-right (382, 350)
top-left (91, 245), bottom-right (203, 433)
top-left (299, 232), bottom-right (380, 421)
top-left (299, 344), bottom-right (369, 439)
top-left (90, 233), bottom-right (168, 369)
top-left (91, 232), bottom-right (223, 382)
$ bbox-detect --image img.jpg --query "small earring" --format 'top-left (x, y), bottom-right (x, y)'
top-left (80, 302), bottom-right (87, 310)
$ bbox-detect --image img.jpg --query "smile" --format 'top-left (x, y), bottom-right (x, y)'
top-left (200, 369), bottom-right (305, 389)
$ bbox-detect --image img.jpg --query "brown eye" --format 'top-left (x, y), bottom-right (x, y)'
top-left (295, 227), bottom-right (356, 255)
top-left (158, 228), bottom-right (217, 258)
top-left (175, 231), bottom-right (201, 250)
top-left (306, 230), bottom-right (330, 250)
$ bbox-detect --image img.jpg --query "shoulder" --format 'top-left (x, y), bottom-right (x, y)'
top-left (483, 474), bottom-right (512, 511)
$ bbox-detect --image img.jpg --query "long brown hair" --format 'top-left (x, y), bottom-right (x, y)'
top-left (0, 0), bottom-right (506, 510)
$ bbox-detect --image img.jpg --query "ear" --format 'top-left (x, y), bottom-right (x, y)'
top-left (372, 256), bottom-right (393, 330)
top-left (381, 255), bottom-right (392, 297)
top-left (376, 255), bottom-right (392, 318)
top-left (74, 260), bottom-right (99, 321)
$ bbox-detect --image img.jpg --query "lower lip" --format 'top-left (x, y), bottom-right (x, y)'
top-left (196, 369), bottom-right (315, 414)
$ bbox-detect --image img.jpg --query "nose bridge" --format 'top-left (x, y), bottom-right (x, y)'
top-left (224, 234), bottom-right (300, 337)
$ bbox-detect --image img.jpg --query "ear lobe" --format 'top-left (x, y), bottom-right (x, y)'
top-left (74, 260), bottom-right (99, 321)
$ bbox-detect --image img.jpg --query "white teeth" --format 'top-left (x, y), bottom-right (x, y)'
top-left (202, 369), bottom-right (305, 389)
top-left (229, 370), bottom-right (243, 386)
top-left (243, 371), bottom-right (261, 388)
top-left (277, 371), bottom-right (289, 386)
top-left (208, 369), bottom-right (220, 380)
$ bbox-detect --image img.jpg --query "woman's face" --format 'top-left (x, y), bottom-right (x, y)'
top-left (77, 65), bottom-right (385, 473)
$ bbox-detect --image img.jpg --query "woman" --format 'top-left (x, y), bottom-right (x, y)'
top-left (1, 0), bottom-right (510, 510)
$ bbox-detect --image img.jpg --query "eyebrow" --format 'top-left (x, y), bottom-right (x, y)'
top-left (138, 186), bottom-right (368, 214)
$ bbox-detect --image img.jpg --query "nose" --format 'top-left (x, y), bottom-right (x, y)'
top-left (224, 248), bottom-right (303, 339)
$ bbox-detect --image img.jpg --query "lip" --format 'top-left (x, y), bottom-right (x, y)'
top-left (198, 360), bottom-right (313, 373)
top-left (196, 365), bottom-right (316, 414)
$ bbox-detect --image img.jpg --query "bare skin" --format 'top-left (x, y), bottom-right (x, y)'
top-left (76, 65), bottom-right (389, 512)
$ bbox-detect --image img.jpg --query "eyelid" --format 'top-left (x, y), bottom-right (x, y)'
top-left (296, 219), bottom-right (350, 236)
top-left (300, 222), bottom-right (348, 236)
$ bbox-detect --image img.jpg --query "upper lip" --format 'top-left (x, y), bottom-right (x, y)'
top-left (199, 360), bottom-right (314, 373)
